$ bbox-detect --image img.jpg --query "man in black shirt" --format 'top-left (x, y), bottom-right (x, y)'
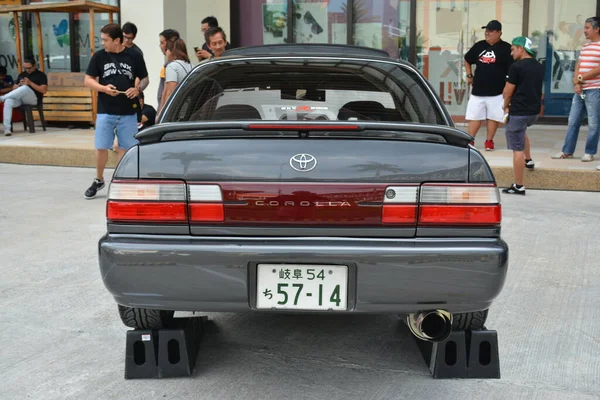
top-left (501, 36), bottom-right (544, 195)
top-left (0, 58), bottom-right (47, 136)
top-left (205, 27), bottom-right (230, 59)
top-left (122, 22), bottom-right (144, 58)
top-left (195, 17), bottom-right (231, 61)
top-left (84, 23), bottom-right (149, 199)
top-left (464, 20), bottom-right (513, 150)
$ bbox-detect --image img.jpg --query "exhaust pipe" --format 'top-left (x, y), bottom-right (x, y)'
top-left (406, 310), bottom-right (453, 343)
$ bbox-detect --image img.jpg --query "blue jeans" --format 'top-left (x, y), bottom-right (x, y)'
top-left (1, 85), bottom-right (38, 131)
top-left (94, 114), bottom-right (138, 150)
top-left (562, 90), bottom-right (600, 155)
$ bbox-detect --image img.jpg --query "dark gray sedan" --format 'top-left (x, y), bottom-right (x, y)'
top-left (98, 45), bottom-right (507, 343)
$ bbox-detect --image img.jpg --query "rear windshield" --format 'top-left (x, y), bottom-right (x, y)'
top-left (162, 58), bottom-right (447, 125)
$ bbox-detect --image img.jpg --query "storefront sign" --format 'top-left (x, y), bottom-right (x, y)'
top-left (428, 47), bottom-right (468, 115)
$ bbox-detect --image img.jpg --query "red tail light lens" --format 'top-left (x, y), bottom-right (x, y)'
top-left (381, 205), bottom-right (417, 224)
top-left (189, 204), bottom-right (224, 222)
top-left (418, 184), bottom-right (501, 226)
top-left (107, 202), bottom-right (187, 222)
top-left (188, 184), bottom-right (224, 223)
top-left (419, 205), bottom-right (502, 225)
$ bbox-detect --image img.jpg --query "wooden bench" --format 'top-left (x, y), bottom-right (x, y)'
top-left (34, 72), bottom-right (96, 126)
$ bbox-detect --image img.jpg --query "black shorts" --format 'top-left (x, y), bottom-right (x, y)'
top-left (505, 115), bottom-right (538, 151)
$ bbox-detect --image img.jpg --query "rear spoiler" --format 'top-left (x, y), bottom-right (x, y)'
top-left (135, 121), bottom-right (474, 147)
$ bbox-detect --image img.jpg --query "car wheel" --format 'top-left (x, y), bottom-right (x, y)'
top-left (117, 305), bottom-right (175, 330)
top-left (451, 309), bottom-right (488, 331)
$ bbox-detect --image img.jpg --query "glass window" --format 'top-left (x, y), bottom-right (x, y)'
top-left (31, 12), bottom-right (71, 72)
top-left (76, 11), bottom-right (118, 72)
top-left (163, 59), bottom-right (445, 125)
top-left (529, 0), bottom-right (596, 94)
top-left (27, 0), bottom-right (118, 72)
top-left (352, 0), bottom-right (412, 60)
top-left (239, 0), bottom-right (289, 46)
top-left (0, 12), bottom-right (25, 79)
top-left (292, 0), bottom-right (347, 44)
top-left (417, 0), bottom-right (523, 119)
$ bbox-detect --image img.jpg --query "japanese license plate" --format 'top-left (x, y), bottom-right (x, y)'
top-left (256, 264), bottom-right (348, 311)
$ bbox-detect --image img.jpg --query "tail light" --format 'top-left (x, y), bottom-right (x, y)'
top-left (382, 186), bottom-right (418, 224)
top-left (107, 181), bottom-right (187, 223)
top-left (382, 184), bottom-right (501, 226)
top-left (188, 184), bottom-right (224, 222)
top-left (107, 181), bottom-right (225, 224)
top-left (419, 184), bottom-right (501, 226)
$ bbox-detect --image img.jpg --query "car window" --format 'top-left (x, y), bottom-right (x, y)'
top-left (162, 58), bottom-right (446, 125)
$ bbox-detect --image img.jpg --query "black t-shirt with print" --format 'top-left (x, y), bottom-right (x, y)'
top-left (86, 47), bottom-right (148, 115)
top-left (506, 58), bottom-right (545, 116)
top-left (464, 39), bottom-right (513, 96)
top-left (17, 69), bottom-right (48, 102)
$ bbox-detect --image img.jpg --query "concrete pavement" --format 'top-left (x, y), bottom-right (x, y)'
top-left (1, 164), bottom-right (599, 400)
top-left (0, 123), bottom-right (599, 191)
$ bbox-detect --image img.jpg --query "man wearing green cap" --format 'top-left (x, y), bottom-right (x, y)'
top-left (501, 36), bottom-right (544, 195)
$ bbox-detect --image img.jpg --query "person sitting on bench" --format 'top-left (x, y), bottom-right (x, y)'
top-left (0, 58), bottom-right (48, 136)
top-left (0, 66), bottom-right (14, 95)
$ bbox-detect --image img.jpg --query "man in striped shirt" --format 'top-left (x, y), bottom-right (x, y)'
top-left (553, 16), bottom-right (600, 168)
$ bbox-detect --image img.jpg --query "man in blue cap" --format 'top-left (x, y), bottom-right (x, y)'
top-left (501, 36), bottom-right (544, 195)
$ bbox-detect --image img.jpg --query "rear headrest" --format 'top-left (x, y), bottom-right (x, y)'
top-left (212, 104), bottom-right (262, 120)
top-left (337, 101), bottom-right (387, 121)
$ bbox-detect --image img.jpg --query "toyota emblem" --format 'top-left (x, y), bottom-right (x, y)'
top-left (290, 153), bottom-right (317, 172)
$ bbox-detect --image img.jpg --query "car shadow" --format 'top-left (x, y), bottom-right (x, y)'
top-left (189, 313), bottom-right (431, 379)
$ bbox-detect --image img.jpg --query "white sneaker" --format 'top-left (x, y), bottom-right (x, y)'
top-left (4, 131), bottom-right (11, 137)
top-left (551, 152), bottom-right (573, 159)
top-left (596, 164), bottom-right (600, 171)
top-left (581, 154), bottom-right (595, 162)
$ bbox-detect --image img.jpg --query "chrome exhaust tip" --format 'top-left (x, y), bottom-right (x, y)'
top-left (407, 310), bottom-right (453, 343)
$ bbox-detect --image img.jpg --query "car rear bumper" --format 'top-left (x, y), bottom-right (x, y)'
top-left (98, 234), bottom-right (508, 314)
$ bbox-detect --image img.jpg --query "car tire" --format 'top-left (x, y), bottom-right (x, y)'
top-left (451, 309), bottom-right (488, 331)
top-left (117, 305), bottom-right (175, 330)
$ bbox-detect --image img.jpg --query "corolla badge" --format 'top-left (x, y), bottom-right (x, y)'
top-left (290, 153), bottom-right (317, 172)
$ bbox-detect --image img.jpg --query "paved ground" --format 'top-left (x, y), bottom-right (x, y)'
top-left (1, 164), bottom-right (599, 400)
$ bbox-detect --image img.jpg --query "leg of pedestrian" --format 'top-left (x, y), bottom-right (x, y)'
top-left (503, 115), bottom-right (531, 195)
top-left (485, 119), bottom-right (499, 150)
top-left (483, 95), bottom-right (504, 151)
top-left (465, 95), bottom-right (484, 145)
top-left (85, 114), bottom-right (115, 199)
top-left (582, 89), bottom-right (600, 161)
top-left (553, 94), bottom-right (584, 159)
top-left (524, 134), bottom-right (535, 170)
top-left (467, 120), bottom-right (482, 143)
top-left (114, 114), bottom-right (138, 162)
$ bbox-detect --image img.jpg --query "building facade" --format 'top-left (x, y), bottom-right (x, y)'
top-left (1, 0), bottom-right (599, 121)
